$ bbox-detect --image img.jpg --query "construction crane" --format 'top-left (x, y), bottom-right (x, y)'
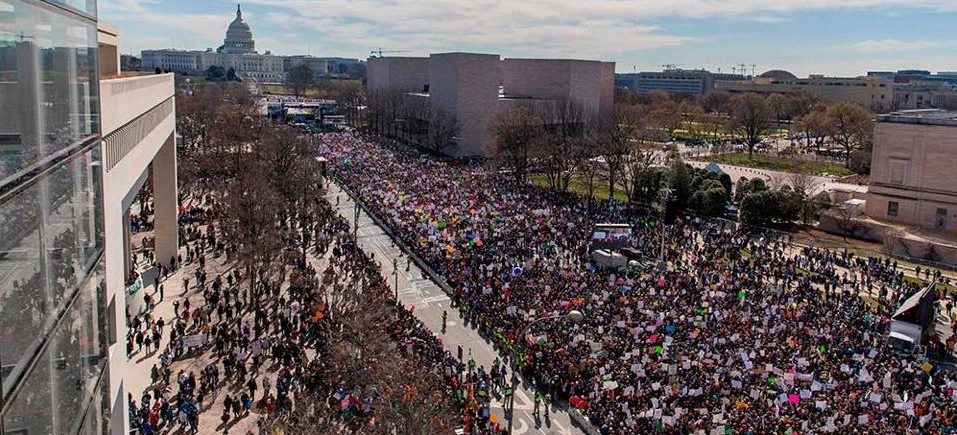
top-left (370, 47), bottom-right (410, 58)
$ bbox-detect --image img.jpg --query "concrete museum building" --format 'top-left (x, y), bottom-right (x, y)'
top-left (367, 52), bottom-right (615, 157)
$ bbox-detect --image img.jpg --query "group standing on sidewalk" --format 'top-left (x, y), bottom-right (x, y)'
top-left (126, 185), bottom-right (509, 434)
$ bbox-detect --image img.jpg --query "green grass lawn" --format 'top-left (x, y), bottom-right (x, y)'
top-left (261, 83), bottom-right (325, 97)
top-left (697, 153), bottom-right (856, 177)
top-left (528, 174), bottom-right (629, 202)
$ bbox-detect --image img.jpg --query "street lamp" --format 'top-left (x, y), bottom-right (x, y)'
top-left (506, 310), bottom-right (585, 435)
top-left (657, 187), bottom-right (673, 273)
top-left (353, 200), bottom-right (360, 236)
top-left (392, 258), bottom-right (399, 303)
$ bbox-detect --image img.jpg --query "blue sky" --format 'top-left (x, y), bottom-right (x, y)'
top-left (99, 0), bottom-right (957, 76)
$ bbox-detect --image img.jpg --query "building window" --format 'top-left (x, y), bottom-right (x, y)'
top-left (889, 160), bottom-right (906, 185)
top-left (887, 201), bottom-right (899, 217)
top-left (0, 0), bottom-right (99, 182)
top-left (937, 208), bottom-right (948, 230)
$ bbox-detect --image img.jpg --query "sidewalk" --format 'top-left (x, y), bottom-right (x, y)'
top-left (325, 184), bottom-right (584, 435)
top-left (127, 229), bottom-right (270, 435)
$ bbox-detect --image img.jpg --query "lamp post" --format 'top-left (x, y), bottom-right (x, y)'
top-left (392, 257), bottom-right (399, 303)
top-left (506, 310), bottom-right (585, 435)
top-left (353, 200), bottom-right (360, 236)
top-left (657, 187), bottom-right (673, 273)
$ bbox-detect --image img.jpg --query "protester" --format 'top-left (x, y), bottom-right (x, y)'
top-left (127, 170), bottom-right (503, 434)
top-left (324, 131), bottom-right (957, 434)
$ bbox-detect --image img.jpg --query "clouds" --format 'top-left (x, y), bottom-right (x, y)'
top-left (99, 0), bottom-right (243, 52)
top-left (238, 0), bottom-right (957, 58)
top-left (852, 39), bottom-right (944, 53)
top-left (98, 0), bottom-right (957, 75)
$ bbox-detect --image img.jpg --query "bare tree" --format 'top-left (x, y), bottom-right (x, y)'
top-left (424, 103), bottom-right (461, 153)
top-left (286, 64), bottom-right (316, 97)
top-left (597, 105), bottom-right (645, 200)
top-left (826, 101), bottom-right (872, 167)
top-left (492, 104), bottom-right (542, 184)
top-left (701, 91), bottom-right (732, 115)
top-left (792, 106), bottom-right (834, 153)
top-left (680, 101), bottom-right (706, 140)
top-left (326, 81), bottom-right (365, 128)
top-left (787, 172), bottom-right (821, 195)
top-left (729, 93), bottom-right (774, 160)
top-left (573, 115), bottom-right (602, 202)
top-left (536, 99), bottom-right (589, 192)
top-left (832, 203), bottom-right (866, 239)
top-left (620, 143), bottom-right (662, 203)
top-left (649, 99), bottom-right (683, 140)
top-left (366, 88), bottom-right (407, 137)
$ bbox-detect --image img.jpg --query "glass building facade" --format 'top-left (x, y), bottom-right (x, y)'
top-left (0, 0), bottom-right (108, 433)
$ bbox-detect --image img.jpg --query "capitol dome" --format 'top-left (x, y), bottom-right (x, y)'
top-left (218, 4), bottom-right (256, 54)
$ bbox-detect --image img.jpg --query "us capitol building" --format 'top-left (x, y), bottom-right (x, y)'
top-left (142, 4), bottom-right (360, 82)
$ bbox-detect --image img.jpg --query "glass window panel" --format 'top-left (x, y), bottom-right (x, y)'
top-left (0, 0), bottom-right (99, 182)
top-left (51, 258), bottom-right (106, 433)
top-left (0, 181), bottom-right (46, 390)
top-left (0, 147), bottom-right (102, 393)
top-left (46, 0), bottom-right (97, 16)
top-left (2, 333), bottom-right (54, 434)
top-left (2, 258), bottom-right (105, 434)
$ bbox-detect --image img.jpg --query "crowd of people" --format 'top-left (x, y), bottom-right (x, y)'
top-left (325, 131), bottom-right (957, 434)
top-left (127, 183), bottom-right (508, 434)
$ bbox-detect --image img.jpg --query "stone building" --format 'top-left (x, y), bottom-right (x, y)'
top-left (142, 4), bottom-right (284, 82)
top-left (866, 110), bottom-right (957, 233)
top-left (367, 52), bottom-right (615, 157)
top-left (717, 70), bottom-right (895, 112)
top-left (615, 69), bottom-right (747, 95)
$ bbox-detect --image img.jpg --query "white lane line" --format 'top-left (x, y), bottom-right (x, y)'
top-left (421, 295), bottom-right (451, 304)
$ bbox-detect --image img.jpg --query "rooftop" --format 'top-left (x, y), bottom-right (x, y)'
top-left (878, 109), bottom-right (957, 126)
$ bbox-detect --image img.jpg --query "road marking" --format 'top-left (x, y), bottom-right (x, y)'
top-left (421, 295), bottom-right (450, 304)
top-left (513, 418), bottom-right (530, 434)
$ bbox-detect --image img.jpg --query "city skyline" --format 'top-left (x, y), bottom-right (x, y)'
top-left (101, 0), bottom-right (957, 76)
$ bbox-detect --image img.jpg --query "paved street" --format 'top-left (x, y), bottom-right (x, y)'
top-left (686, 160), bottom-right (867, 197)
top-left (325, 183), bottom-right (585, 435)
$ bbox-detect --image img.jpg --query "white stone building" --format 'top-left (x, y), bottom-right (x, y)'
top-left (142, 5), bottom-right (285, 82)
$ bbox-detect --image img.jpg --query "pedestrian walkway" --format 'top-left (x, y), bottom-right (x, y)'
top-left (326, 184), bottom-right (585, 435)
top-left (126, 230), bottom-right (266, 434)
